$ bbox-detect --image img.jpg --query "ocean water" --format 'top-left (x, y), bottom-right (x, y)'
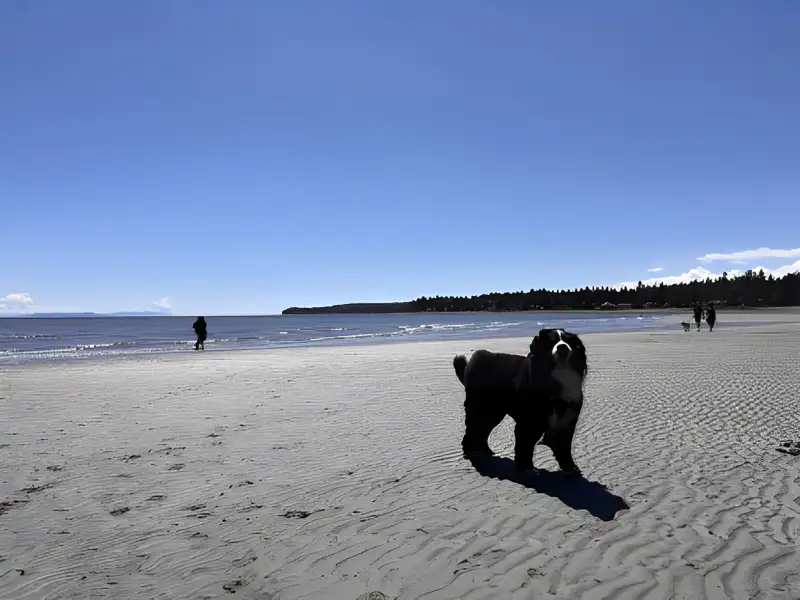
top-left (0, 312), bottom-right (673, 365)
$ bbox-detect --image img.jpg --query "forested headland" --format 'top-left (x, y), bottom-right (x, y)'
top-left (282, 269), bottom-right (800, 314)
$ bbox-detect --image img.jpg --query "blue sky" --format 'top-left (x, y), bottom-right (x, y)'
top-left (2, 1), bottom-right (799, 315)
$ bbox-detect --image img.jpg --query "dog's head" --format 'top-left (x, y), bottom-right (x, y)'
top-left (529, 328), bottom-right (587, 402)
top-left (530, 328), bottom-right (587, 375)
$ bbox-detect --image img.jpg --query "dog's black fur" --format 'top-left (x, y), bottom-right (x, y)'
top-left (453, 328), bottom-right (588, 474)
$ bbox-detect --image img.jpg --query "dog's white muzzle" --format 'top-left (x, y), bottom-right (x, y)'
top-left (552, 330), bottom-right (572, 364)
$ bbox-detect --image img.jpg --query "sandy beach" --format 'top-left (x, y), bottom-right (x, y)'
top-left (3, 314), bottom-right (800, 599)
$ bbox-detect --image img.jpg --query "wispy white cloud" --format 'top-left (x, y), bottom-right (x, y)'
top-left (697, 247), bottom-right (800, 262)
top-left (0, 292), bottom-right (35, 314)
top-left (5, 293), bottom-right (34, 305)
top-left (153, 297), bottom-right (171, 310)
top-left (647, 267), bottom-right (664, 272)
top-left (615, 260), bottom-right (800, 289)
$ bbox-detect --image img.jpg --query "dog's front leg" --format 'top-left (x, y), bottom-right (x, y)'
top-left (542, 401), bottom-right (582, 475)
top-left (514, 418), bottom-right (544, 473)
top-left (542, 428), bottom-right (581, 475)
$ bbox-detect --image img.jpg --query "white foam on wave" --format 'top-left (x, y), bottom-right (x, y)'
top-left (75, 342), bottom-right (135, 350)
top-left (397, 323), bottom-right (477, 334)
top-left (308, 332), bottom-right (394, 342)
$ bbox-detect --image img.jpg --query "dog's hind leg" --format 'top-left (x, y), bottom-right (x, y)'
top-left (462, 390), bottom-right (504, 458)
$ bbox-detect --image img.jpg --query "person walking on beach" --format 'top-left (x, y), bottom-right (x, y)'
top-left (693, 304), bottom-right (703, 331)
top-left (705, 303), bottom-right (717, 332)
top-left (193, 316), bottom-right (207, 350)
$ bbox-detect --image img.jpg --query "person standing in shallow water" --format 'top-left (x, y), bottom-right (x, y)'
top-left (705, 304), bottom-right (717, 332)
top-left (193, 316), bottom-right (207, 350)
top-left (693, 304), bottom-right (703, 331)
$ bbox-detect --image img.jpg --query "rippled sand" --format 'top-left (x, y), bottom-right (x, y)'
top-left (2, 314), bottom-right (800, 599)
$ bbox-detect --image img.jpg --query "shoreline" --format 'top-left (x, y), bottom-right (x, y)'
top-left (4, 308), bottom-right (797, 369)
top-left (1, 312), bottom-right (683, 368)
top-left (1, 311), bottom-right (790, 373)
top-left (2, 309), bottom-right (794, 369)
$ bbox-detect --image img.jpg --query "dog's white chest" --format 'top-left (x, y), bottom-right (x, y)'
top-left (552, 367), bottom-right (583, 403)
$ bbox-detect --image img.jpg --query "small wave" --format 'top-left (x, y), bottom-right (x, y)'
top-left (308, 332), bottom-right (395, 342)
top-left (212, 336), bottom-right (262, 343)
top-left (1, 333), bottom-right (59, 340)
top-left (75, 342), bottom-right (134, 350)
top-left (3, 340), bottom-right (139, 354)
top-left (170, 336), bottom-right (264, 346)
top-left (397, 322), bottom-right (476, 333)
top-left (64, 340), bottom-right (139, 350)
top-left (482, 321), bottom-right (523, 331)
top-left (395, 321), bottom-right (525, 336)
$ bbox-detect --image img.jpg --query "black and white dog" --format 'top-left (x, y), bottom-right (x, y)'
top-left (453, 328), bottom-right (588, 474)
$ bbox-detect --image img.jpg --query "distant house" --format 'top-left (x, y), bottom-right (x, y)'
top-left (598, 302), bottom-right (617, 310)
top-left (617, 303), bottom-right (633, 309)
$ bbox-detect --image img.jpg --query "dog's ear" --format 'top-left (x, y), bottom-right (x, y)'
top-left (530, 329), bottom-right (552, 356)
top-left (566, 333), bottom-right (588, 376)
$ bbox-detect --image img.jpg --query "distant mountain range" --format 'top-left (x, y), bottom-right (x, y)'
top-left (0, 310), bottom-right (173, 318)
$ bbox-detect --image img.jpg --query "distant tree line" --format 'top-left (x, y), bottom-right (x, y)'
top-left (410, 269), bottom-right (800, 312)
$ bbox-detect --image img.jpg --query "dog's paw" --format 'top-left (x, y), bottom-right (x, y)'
top-left (463, 447), bottom-right (494, 460)
top-left (560, 465), bottom-right (581, 476)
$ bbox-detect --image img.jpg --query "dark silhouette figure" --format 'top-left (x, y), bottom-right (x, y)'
top-left (705, 304), bottom-right (717, 332)
top-left (693, 304), bottom-right (703, 331)
top-left (193, 316), bottom-right (207, 350)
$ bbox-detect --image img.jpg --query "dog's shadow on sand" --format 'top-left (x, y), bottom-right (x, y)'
top-left (468, 456), bottom-right (628, 522)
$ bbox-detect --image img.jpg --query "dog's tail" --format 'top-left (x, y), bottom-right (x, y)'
top-left (453, 354), bottom-right (468, 386)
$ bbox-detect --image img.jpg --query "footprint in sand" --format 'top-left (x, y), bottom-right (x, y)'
top-left (0, 499), bottom-right (28, 516)
top-left (21, 482), bottom-right (56, 494)
top-left (155, 446), bottom-right (186, 456)
top-left (222, 580), bottom-right (243, 593)
top-left (167, 463), bottom-right (185, 471)
top-left (280, 508), bottom-right (325, 519)
top-left (776, 440), bottom-right (800, 456)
